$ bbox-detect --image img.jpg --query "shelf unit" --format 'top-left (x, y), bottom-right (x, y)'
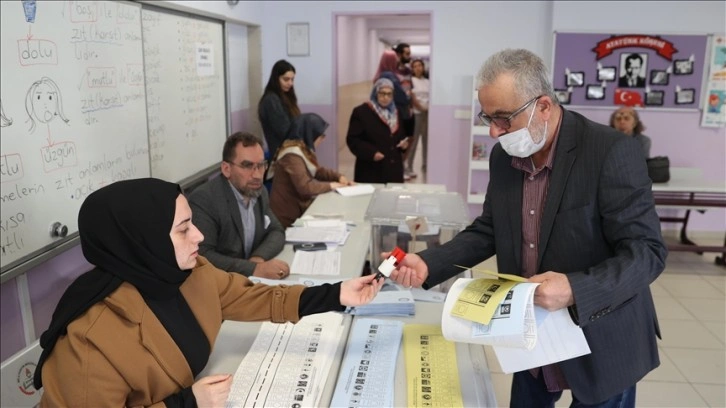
top-left (467, 88), bottom-right (490, 204)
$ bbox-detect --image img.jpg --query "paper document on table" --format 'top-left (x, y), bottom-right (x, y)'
top-left (291, 250), bottom-right (341, 276)
top-left (403, 324), bottom-right (463, 408)
top-left (226, 312), bottom-right (344, 408)
top-left (336, 184), bottom-right (376, 196)
top-left (331, 319), bottom-right (403, 407)
top-left (285, 223), bottom-right (347, 244)
top-left (441, 278), bottom-right (590, 373)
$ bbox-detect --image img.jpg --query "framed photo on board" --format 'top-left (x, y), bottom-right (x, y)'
top-left (287, 22), bottom-right (310, 56)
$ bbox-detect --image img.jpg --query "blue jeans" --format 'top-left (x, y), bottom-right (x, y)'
top-left (510, 370), bottom-right (636, 408)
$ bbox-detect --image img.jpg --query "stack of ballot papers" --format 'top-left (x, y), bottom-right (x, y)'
top-left (347, 281), bottom-right (415, 316)
top-left (285, 220), bottom-right (350, 245)
top-left (441, 273), bottom-right (591, 374)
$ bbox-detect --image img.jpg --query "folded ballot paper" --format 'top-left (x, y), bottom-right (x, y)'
top-left (347, 281), bottom-right (415, 316)
top-left (441, 271), bottom-right (591, 374)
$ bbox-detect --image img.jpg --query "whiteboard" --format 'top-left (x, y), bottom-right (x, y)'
top-left (141, 7), bottom-right (227, 183)
top-left (0, 1), bottom-right (150, 271)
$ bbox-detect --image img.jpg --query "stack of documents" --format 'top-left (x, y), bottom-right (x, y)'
top-left (330, 318), bottom-right (403, 407)
top-left (348, 281), bottom-right (415, 316)
top-left (441, 273), bottom-right (591, 373)
top-left (285, 220), bottom-right (350, 245)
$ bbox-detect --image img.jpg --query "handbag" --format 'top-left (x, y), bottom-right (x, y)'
top-left (646, 156), bottom-right (670, 183)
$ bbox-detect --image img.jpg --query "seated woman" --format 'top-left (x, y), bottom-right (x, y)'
top-left (609, 106), bottom-right (652, 158)
top-left (269, 113), bottom-right (353, 228)
top-left (34, 178), bottom-right (383, 407)
top-left (347, 78), bottom-right (409, 183)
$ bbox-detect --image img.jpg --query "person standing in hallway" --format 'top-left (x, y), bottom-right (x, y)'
top-left (258, 60), bottom-right (301, 170)
top-left (406, 58), bottom-right (430, 177)
top-left (348, 78), bottom-right (409, 183)
top-left (388, 48), bottom-right (666, 407)
top-left (269, 113), bottom-right (353, 228)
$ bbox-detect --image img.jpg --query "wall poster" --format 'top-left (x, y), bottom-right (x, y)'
top-left (552, 32), bottom-right (709, 110)
top-left (700, 35), bottom-right (726, 127)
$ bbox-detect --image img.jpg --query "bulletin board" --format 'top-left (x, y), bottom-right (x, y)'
top-left (552, 32), bottom-right (709, 109)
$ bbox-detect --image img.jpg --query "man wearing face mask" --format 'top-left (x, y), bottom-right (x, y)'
top-left (387, 49), bottom-right (666, 407)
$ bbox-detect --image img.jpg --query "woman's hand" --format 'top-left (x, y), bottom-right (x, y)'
top-left (340, 274), bottom-right (385, 307)
top-left (192, 374), bottom-right (232, 408)
top-left (338, 175), bottom-right (353, 186)
top-left (397, 138), bottom-right (410, 151)
top-left (330, 182), bottom-right (345, 190)
top-left (373, 152), bottom-right (385, 161)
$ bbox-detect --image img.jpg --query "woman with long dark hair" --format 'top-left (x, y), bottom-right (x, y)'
top-left (258, 60), bottom-right (301, 160)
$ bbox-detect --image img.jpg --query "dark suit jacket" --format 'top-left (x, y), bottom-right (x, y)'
top-left (618, 75), bottom-right (646, 88)
top-left (187, 174), bottom-right (285, 276)
top-left (346, 103), bottom-right (406, 183)
top-left (420, 108), bottom-right (667, 404)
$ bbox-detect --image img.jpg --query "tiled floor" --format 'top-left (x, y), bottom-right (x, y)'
top-left (337, 82), bottom-right (725, 407)
top-left (474, 235), bottom-right (726, 408)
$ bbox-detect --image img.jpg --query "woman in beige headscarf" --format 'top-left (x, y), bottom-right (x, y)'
top-left (346, 78), bottom-right (409, 183)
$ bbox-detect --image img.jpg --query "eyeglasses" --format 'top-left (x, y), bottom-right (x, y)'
top-left (477, 95), bottom-right (543, 130)
top-left (226, 160), bottom-right (268, 172)
top-left (377, 91), bottom-right (393, 97)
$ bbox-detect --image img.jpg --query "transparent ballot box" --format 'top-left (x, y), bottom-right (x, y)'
top-left (364, 189), bottom-right (471, 291)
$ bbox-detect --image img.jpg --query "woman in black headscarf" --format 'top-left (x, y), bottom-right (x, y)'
top-left (268, 113), bottom-right (353, 228)
top-left (34, 178), bottom-right (382, 407)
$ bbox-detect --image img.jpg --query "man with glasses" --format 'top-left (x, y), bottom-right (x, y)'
top-left (389, 49), bottom-right (666, 407)
top-left (188, 132), bottom-right (290, 279)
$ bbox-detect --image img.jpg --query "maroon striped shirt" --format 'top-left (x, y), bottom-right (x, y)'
top-left (511, 107), bottom-right (568, 392)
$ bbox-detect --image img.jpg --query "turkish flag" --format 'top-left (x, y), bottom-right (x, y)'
top-left (614, 89), bottom-right (644, 107)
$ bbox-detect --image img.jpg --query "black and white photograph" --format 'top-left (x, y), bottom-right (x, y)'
top-left (618, 52), bottom-right (648, 88)
top-left (554, 89), bottom-right (571, 104)
top-left (586, 84), bottom-right (605, 100)
top-left (650, 70), bottom-right (670, 85)
top-left (645, 90), bottom-right (665, 106)
top-left (565, 71), bottom-right (585, 87)
top-left (675, 88), bottom-right (695, 104)
top-left (597, 66), bottom-right (616, 81)
top-left (674, 59), bottom-right (694, 75)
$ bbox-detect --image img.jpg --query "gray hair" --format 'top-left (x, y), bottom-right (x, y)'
top-left (475, 49), bottom-right (558, 106)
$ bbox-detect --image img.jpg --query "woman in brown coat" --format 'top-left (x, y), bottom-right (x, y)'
top-left (269, 113), bottom-right (352, 227)
top-left (346, 78), bottom-right (409, 183)
top-left (34, 178), bottom-right (382, 407)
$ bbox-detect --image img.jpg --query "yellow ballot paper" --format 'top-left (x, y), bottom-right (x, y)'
top-left (403, 324), bottom-right (463, 408)
top-left (451, 278), bottom-right (519, 325)
top-left (451, 265), bottom-right (529, 325)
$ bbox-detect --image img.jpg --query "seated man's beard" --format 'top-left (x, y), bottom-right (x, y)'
top-left (240, 185), bottom-right (263, 198)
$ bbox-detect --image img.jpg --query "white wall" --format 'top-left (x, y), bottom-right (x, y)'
top-left (163, 0), bottom-right (262, 25)
top-left (552, 1), bottom-right (725, 33)
top-left (227, 22), bottom-right (249, 111)
top-left (337, 16), bottom-right (370, 86)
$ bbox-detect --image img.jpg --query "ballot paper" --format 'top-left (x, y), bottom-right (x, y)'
top-left (330, 319), bottom-right (403, 407)
top-left (290, 250), bottom-right (341, 276)
top-left (335, 184), bottom-right (376, 196)
top-left (441, 277), bottom-right (591, 374)
top-left (286, 222), bottom-right (349, 245)
top-left (347, 281), bottom-right (415, 316)
top-left (226, 312), bottom-right (344, 408)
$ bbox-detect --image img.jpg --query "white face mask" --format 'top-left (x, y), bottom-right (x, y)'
top-left (498, 102), bottom-right (548, 158)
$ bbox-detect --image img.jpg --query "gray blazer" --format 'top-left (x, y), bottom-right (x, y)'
top-left (187, 175), bottom-right (285, 276)
top-left (420, 108), bottom-right (667, 404)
